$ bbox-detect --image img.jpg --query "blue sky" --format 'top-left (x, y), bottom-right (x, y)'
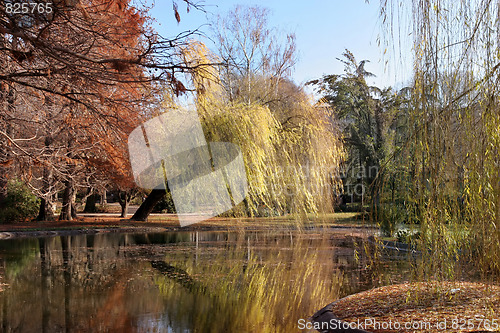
top-left (146, 0), bottom-right (407, 89)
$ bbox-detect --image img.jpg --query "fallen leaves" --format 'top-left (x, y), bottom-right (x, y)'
top-left (331, 281), bottom-right (500, 332)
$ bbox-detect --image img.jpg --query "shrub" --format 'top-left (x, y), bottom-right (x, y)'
top-left (395, 228), bottom-right (421, 243)
top-left (377, 203), bottom-right (407, 237)
top-left (152, 191), bottom-right (176, 213)
top-left (0, 180), bottom-right (40, 223)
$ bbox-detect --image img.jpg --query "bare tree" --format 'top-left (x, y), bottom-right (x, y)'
top-left (211, 5), bottom-right (297, 104)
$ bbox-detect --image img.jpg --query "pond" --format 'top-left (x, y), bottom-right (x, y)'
top-left (0, 227), bottom-right (409, 332)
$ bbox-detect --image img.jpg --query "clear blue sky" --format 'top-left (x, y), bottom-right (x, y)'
top-left (146, 0), bottom-right (406, 89)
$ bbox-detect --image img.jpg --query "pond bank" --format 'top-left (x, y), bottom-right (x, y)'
top-left (0, 214), bottom-right (377, 239)
top-left (313, 281), bottom-right (500, 333)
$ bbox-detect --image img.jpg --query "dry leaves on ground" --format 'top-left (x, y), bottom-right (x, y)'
top-left (331, 281), bottom-right (500, 332)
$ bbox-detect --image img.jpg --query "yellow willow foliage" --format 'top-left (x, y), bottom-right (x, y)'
top-left (180, 39), bottom-right (344, 217)
top-left (198, 96), bottom-right (343, 216)
top-left (380, 0), bottom-right (500, 279)
top-left (463, 105), bottom-right (500, 277)
top-left (179, 39), bottom-right (221, 97)
top-left (153, 233), bottom-right (343, 333)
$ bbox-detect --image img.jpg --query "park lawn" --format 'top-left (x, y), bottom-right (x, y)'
top-left (0, 212), bottom-right (370, 233)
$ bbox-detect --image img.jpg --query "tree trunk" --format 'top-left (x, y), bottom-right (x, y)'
top-left (37, 198), bottom-right (55, 221)
top-left (130, 189), bottom-right (166, 221)
top-left (100, 190), bottom-right (107, 205)
top-left (116, 190), bottom-right (132, 218)
top-left (71, 198), bottom-right (77, 219)
top-left (37, 164), bottom-right (55, 221)
top-left (59, 179), bottom-right (75, 220)
top-left (84, 193), bottom-right (98, 213)
top-left (120, 199), bottom-right (129, 218)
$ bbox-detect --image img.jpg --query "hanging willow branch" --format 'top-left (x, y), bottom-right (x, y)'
top-left (379, 0), bottom-right (500, 279)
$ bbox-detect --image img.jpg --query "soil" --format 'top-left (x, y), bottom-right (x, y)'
top-left (330, 281), bottom-right (500, 332)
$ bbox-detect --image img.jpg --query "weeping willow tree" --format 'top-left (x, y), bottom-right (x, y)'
top-left (181, 40), bottom-right (344, 217)
top-left (379, 0), bottom-right (500, 279)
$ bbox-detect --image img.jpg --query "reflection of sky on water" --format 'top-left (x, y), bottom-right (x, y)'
top-left (136, 313), bottom-right (188, 333)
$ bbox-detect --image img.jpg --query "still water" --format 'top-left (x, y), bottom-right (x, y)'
top-left (0, 227), bottom-right (407, 332)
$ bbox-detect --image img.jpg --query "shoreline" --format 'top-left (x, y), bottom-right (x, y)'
top-left (312, 281), bottom-right (500, 333)
top-left (0, 214), bottom-right (377, 239)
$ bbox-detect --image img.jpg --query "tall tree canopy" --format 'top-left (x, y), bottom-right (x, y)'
top-left (131, 6), bottom-right (344, 221)
top-left (198, 7), bottom-right (343, 217)
top-left (0, 0), bottom-right (202, 220)
top-left (309, 50), bottom-right (401, 214)
top-left (211, 5), bottom-right (296, 104)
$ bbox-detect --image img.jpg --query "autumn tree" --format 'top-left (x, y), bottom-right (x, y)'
top-left (0, 0), bottom-right (203, 220)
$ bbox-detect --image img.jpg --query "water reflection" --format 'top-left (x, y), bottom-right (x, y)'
top-left (0, 229), bottom-right (406, 332)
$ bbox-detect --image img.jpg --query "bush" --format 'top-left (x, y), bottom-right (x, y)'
top-left (0, 180), bottom-right (40, 223)
top-left (377, 203), bottom-right (407, 237)
top-left (152, 191), bottom-right (176, 213)
top-left (395, 228), bottom-right (421, 243)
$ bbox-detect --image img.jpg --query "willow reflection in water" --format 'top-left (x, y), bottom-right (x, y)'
top-left (0, 229), bottom-right (405, 332)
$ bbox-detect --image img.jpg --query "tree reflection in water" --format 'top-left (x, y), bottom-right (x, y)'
top-left (0, 229), bottom-right (407, 332)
